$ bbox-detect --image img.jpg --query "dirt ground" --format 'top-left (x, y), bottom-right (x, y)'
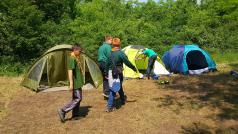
top-left (0, 63), bottom-right (238, 134)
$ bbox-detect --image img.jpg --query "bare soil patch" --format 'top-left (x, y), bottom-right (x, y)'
top-left (0, 63), bottom-right (238, 134)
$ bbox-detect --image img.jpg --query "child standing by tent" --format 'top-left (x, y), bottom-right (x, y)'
top-left (106, 38), bottom-right (137, 112)
top-left (141, 48), bottom-right (158, 79)
top-left (98, 35), bottom-right (113, 98)
top-left (58, 45), bottom-right (84, 123)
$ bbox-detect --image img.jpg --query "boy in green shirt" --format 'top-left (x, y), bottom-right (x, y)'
top-left (98, 35), bottom-right (113, 98)
top-left (58, 45), bottom-right (84, 123)
top-left (140, 48), bottom-right (157, 79)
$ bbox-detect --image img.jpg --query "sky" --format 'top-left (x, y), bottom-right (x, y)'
top-left (138, 0), bottom-right (160, 2)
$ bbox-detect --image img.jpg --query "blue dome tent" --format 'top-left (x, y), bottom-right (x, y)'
top-left (162, 45), bottom-right (216, 74)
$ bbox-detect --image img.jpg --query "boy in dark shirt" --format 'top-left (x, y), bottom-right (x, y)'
top-left (106, 38), bottom-right (137, 112)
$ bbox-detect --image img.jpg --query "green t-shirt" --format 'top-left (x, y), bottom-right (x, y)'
top-left (68, 57), bottom-right (84, 89)
top-left (143, 49), bottom-right (157, 58)
top-left (98, 42), bottom-right (112, 62)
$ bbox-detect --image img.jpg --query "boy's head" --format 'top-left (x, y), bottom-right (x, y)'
top-left (105, 35), bottom-right (113, 44)
top-left (142, 48), bottom-right (147, 52)
top-left (72, 44), bottom-right (82, 56)
top-left (112, 38), bottom-right (121, 47)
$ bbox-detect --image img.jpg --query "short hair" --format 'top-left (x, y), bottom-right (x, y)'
top-left (72, 43), bottom-right (82, 51)
top-left (105, 35), bottom-right (113, 41)
top-left (112, 38), bottom-right (121, 46)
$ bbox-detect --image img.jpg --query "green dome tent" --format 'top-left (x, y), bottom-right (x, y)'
top-left (21, 44), bottom-right (103, 91)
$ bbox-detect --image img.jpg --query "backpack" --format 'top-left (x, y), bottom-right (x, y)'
top-left (110, 53), bottom-right (119, 79)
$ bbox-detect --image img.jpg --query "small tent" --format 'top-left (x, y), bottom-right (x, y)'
top-left (162, 45), bottom-right (216, 74)
top-left (21, 44), bottom-right (103, 91)
top-left (122, 45), bottom-right (170, 78)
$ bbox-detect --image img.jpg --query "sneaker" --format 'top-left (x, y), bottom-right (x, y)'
top-left (105, 107), bottom-right (116, 112)
top-left (57, 109), bottom-right (65, 123)
top-left (144, 76), bottom-right (150, 80)
top-left (104, 96), bottom-right (109, 100)
top-left (121, 101), bottom-right (125, 105)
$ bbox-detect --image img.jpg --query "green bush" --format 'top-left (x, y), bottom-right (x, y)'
top-left (1, 0), bottom-right (238, 75)
top-left (0, 56), bottom-right (30, 76)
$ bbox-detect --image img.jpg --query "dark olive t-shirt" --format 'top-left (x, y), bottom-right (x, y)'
top-left (68, 57), bottom-right (84, 89)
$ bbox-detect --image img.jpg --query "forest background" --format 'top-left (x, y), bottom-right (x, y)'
top-left (0, 0), bottom-right (237, 75)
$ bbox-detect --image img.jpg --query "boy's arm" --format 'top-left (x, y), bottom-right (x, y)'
top-left (135, 51), bottom-right (143, 60)
top-left (142, 50), bottom-right (148, 60)
top-left (68, 70), bottom-right (73, 90)
top-left (121, 52), bottom-right (137, 72)
top-left (105, 54), bottom-right (112, 78)
top-left (143, 55), bottom-right (147, 60)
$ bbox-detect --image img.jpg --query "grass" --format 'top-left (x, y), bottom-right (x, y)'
top-left (0, 62), bottom-right (238, 133)
top-left (207, 48), bottom-right (238, 64)
top-left (0, 56), bottom-right (31, 76)
top-left (0, 77), bottom-right (27, 120)
top-left (158, 62), bottom-right (238, 133)
top-left (0, 63), bottom-right (29, 76)
top-left (0, 49), bottom-right (237, 133)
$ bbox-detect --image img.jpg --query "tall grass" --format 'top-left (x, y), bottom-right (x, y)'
top-left (0, 63), bottom-right (28, 76)
top-left (0, 56), bottom-right (30, 76)
top-left (206, 48), bottom-right (238, 64)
